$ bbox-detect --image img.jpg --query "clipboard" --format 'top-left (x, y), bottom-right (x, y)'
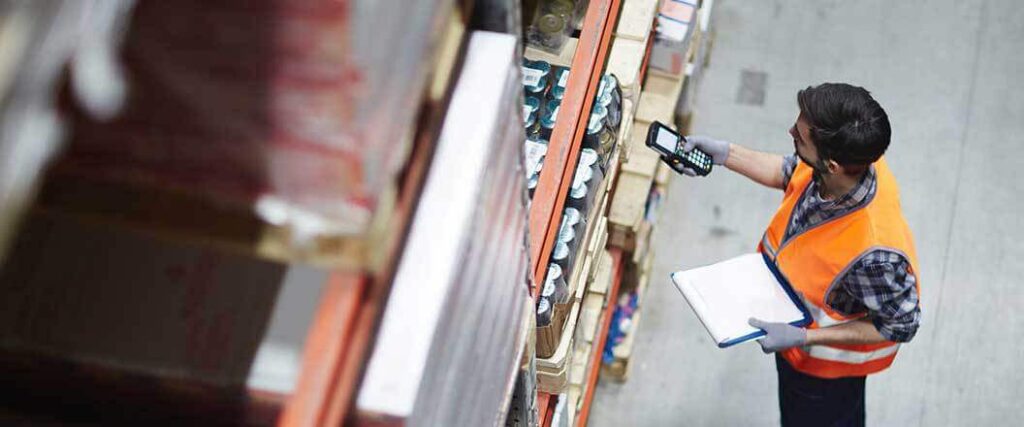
top-left (670, 252), bottom-right (812, 348)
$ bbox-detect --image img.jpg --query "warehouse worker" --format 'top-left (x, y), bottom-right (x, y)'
top-left (682, 83), bottom-right (921, 427)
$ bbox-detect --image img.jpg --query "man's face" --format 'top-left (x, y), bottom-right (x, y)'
top-left (790, 113), bottom-right (828, 173)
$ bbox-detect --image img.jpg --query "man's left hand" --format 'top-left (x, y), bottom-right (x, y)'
top-left (749, 318), bottom-right (807, 353)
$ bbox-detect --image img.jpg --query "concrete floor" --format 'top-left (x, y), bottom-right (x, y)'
top-left (591, 0), bottom-right (1024, 425)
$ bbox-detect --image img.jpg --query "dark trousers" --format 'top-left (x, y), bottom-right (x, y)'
top-left (775, 354), bottom-right (866, 427)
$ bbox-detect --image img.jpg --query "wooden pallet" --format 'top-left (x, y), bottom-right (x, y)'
top-left (587, 250), bottom-right (614, 297)
top-left (619, 120), bottom-right (661, 178)
top-left (606, 37), bottom-right (649, 102)
top-left (608, 171), bottom-right (652, 235)
top-left (635, 85), bottom-right (680, 127)
top-left (525, 37), bottom-right (579, 68)
top-left (613, 0), bottom-right (659, 42)
top-left (537, 299), bottom-right (581, 393)
top-left (34, 178), bottom-right (388, 271)
top-left (620, 236), bottom-right (656, 295)
top-left (538, 214), bottom-right (612, 389)
top-left (615, 98), bottom-right (635, 169)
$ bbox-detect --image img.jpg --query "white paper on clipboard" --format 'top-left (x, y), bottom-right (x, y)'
top-left (670, 253), bottom-right (808, 347)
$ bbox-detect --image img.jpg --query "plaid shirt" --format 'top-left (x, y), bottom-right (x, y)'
top-left (781, 155), bottom-right (920, 342)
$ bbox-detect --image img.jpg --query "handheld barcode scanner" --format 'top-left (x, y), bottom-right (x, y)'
top-left (645, 121), bottom-right (713, 176)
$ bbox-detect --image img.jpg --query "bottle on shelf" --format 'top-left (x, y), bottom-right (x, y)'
top-left (540, 99), bottom-right (561, 140)
top-left (543, 263), bottom-right (569, 305)
top-left (537, 297), bottom-right (553, 327)
top-left (528, 0), bottom-right (575, 53)
top-left (523, 60), bottom-right (552, 96)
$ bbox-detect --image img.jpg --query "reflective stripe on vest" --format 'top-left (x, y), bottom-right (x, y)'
top-left (760, 233), bottom-right (777, 259)
top-left (794, 293), bottom-right (900, 365)
top-left (804, 343), bottom-right (900, 364)
top-left (761, 157), bottom-right (921, 379)
top-left (797, 292), bottom-right (848, 328)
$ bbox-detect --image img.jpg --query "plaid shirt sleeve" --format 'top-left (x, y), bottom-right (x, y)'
top-left (828, 250), bottom-right (921, 343)
top-left (781, 154), bottom-right (798, 189)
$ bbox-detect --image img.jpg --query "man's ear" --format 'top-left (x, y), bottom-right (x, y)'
top-left (826, 159), bottom-right (842, 175)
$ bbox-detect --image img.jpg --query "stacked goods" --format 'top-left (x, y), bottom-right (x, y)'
top-left (526, 0), bottom-right (588, 54)
top-left (677, 0), bottom-right (717, 132)
top-left (356, 32), bottom-right (532, 426)
top-left (523, 46), bottom-right (628, 410)
top-left (528, 64), bottom-right (623, 358)
top-left (606, 0), bottom-right (660, 106)
top-left (608, 0), bottom-right (709, 255)
top-left (0, 214), bottom-right (295, 423)
top-left (603, 0), bottom-right (716, 382)
top-left (648, 0), bottom-right (700, 75)
top-left (0, 0), bottom-right (133, 263)
top-left (54, 0), bottom-right (453, 240)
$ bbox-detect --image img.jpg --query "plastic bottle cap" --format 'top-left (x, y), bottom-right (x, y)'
top-left (602, 74), bottom-right (619, 89)
top-left (538, 13), bottom-right (567, 33)
top-left (527, 60), bottom-right (552, 74)
top-left (587, 113), bottom-right (603, 135)
top-left (550, 0), bottom-right (575, 16)
top-left (548, 263), bottom-right (563, 282)
top-left (553, 242), bottom-right (569, 260)
top-left (526, 96), bottom-right (541, 111)
top-left (573, 161), bottom-right (594, 186)
top-left (571, 182), bottom-right (588, 199)
top-left (558, 217), bottom-right (575, 242)
top-left (563, 208), bottom-right (581, 227)
top-left (580, 148), bottom-right (599, 167)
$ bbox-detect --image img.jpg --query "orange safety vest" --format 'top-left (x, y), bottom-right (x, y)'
top-left (758, 157), bottom-right (921, 379)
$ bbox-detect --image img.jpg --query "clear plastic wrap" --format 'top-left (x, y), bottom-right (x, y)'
top-left (526, 0), bottom-right (575, 53)
top-left (57, 0), bottom-right (452, 238)
top-left (0, 0), bottom-right (133, 262)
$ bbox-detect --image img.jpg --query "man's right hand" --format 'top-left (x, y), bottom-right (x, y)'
top-left (680, 135), bottom-right (731, 176)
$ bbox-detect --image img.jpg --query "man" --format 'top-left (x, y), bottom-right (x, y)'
top-left (682, 83), bottom-right (921, 426)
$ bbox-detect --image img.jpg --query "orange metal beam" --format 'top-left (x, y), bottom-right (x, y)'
top-left (326, 96), bottom-right (446, 427)
top-left (528, 0), bottom-right (624, 296)
top-left (575, 248), bottom-right (624, 427)
top-left (278, 274), bottom-right (366, 427)
top-left (321, 285), bottom-right (383, 427)
top-left (537, 392), bottom-right (555, 427)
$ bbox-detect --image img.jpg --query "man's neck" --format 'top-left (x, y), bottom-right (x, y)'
top-left (816, 170), bottom-right (866, 201)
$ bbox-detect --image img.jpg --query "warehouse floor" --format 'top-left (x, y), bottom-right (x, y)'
top-left (591, 0), bottom-right (1023, 425)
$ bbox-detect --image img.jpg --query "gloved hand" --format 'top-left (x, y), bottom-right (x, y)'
top-left (749, 318), bottom-right (807, 353)
top-left (680, 135), bottom-right (730, 176)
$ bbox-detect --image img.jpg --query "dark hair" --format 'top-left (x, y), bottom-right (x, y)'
top-left (797, 83), bottom-right (891, 166)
